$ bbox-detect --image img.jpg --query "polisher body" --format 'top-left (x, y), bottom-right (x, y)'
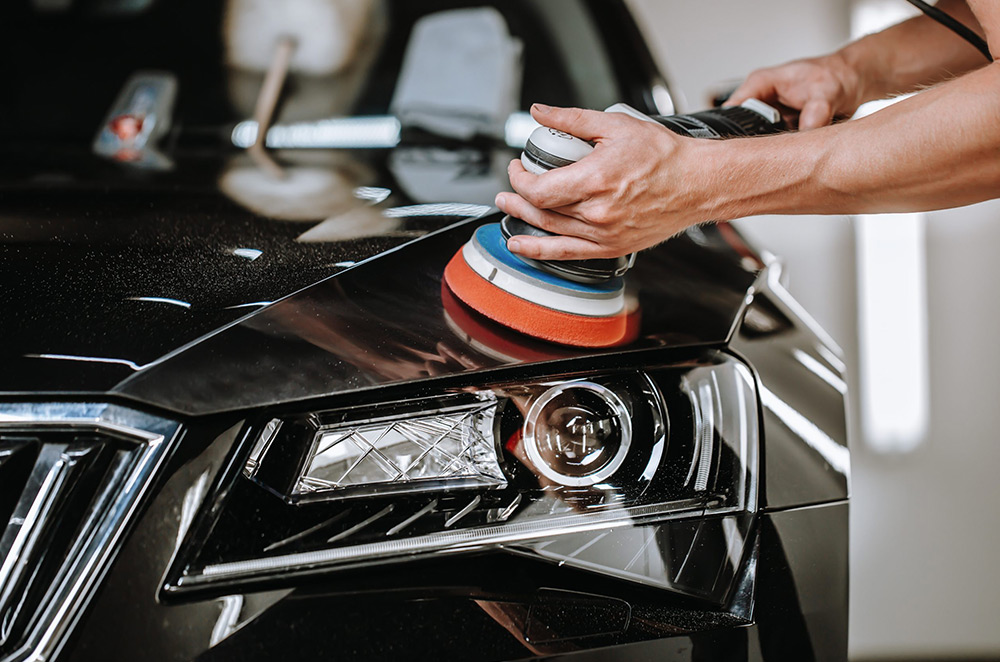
top-left (443, 100), bottom-right (782, 347)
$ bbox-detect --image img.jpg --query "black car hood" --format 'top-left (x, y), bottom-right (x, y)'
top-left (0, 177), bottom-right (429, 392)
top-left (2, 178), bottom-right (761, 415)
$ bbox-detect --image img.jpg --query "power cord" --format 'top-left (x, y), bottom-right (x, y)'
top-left (903, 0), bottom-right (992, 62)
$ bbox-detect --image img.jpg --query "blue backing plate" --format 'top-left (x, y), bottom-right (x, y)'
top-left (474, 224), bottom-right (622, 294)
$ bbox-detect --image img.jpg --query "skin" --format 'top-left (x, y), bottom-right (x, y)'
top-left (496, 0), bottom-right (999, 262)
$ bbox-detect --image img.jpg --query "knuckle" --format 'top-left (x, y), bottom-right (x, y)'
top-left (592, 200), bottom-right (616, 223)
top-left (527, 189), bottom-right (553, 209)
top-left (585, 169), bottom-right (609, 193)
top-left (566, 107), bottom-right (587, 124)
top-left (553, 246), bottom-right (577, 260)
top-left (605, 112), bottom-right (630, 129)
top-left (508, 171), bottom-right (530, 194)
top-left (517, 183), bottom-right (544, 206)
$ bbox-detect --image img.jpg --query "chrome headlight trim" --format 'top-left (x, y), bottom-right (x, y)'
top-left (523, 381), bottom-right (634, 488)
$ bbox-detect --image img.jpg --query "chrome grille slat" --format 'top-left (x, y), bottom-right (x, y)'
top-left (0, 444), bottom-right (75, 636)
top-left (0, 404), bottom-right (180, 662)
top-left (0, 444), bottom-right (39, 532)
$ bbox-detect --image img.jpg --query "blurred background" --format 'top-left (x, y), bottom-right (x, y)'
top-left (628, 0), bottom-right (1000, 659)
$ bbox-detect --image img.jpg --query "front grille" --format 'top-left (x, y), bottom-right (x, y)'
top-left (0, 404), bottom-right (179, 662)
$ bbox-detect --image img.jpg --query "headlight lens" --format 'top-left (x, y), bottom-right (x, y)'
top-left (523, 381), bottom-right (631, 487)
top-left (293, 395), bottom-right (506, 498)
top-left (167, 353), bottom-right (758, 604)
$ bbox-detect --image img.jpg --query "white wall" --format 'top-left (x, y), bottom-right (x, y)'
top-left (851, 200), bottom-right (1000, 658)
top-left (626, 0), bottom-right (1000, 658)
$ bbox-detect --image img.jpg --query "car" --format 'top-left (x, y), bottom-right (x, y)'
top-left (0, 0), bottom-right (850, 660)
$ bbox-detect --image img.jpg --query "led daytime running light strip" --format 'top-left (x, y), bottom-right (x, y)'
top-left (189, 497), bottom-right (726, 584)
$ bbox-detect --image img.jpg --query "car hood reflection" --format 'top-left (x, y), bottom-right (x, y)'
top-left (110, 216), bottom-right (761, 415)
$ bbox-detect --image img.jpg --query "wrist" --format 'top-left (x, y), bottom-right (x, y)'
top-left (687, 138), bottom-right (757, 221)
top-left (835, 37), bottom-right (894, 106)
top-left (695, 131), bottom-right (829, 221)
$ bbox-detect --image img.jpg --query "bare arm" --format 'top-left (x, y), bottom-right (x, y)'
top-left (497, 2), bottom-right (999, 261)
top-left (725, 0), bottom-right (988, 128)
top-left (847, 0), bottom-right (987, 98)
top-left (715, 60), bottom-right (1000, 218)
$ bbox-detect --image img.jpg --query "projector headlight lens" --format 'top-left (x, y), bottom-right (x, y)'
top-left (524, 382), bottom-right (631, 487)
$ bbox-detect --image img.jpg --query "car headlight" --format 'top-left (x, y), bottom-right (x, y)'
top-left (166, 352), bottom-right (758, 604)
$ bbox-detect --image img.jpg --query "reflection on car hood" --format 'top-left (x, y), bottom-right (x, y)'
top-left (2, 179), bottom-right (760, 412)
top-left (0, 184), bottom-right (458, 394)
top-left (109, 215), bottom-right (762, 415)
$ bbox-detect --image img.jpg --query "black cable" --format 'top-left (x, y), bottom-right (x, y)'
top-left (903, 0), bottom-right (993, 62)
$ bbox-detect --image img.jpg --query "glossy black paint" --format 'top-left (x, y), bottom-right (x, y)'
top-left (0, 185), bottom-right (427, 392)
top-left (111, 217), bottom-right (758, 415)
top-left (1, 178), bottom-right (758, 404)
top-left (731, 271), bottom-right (851, 509)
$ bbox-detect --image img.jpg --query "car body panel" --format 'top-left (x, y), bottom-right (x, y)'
top-left (731, 269), bottom-right (851, 509)
top-left (110, 216), bottom-right (759, 415)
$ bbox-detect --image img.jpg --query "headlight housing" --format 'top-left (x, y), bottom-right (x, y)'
top-left (166, 352), bottom-right (758, 604)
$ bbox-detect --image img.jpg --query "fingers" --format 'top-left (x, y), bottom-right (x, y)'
top-left (506, 156), bottom-right (596, 209)
top-left (724, 71), bottom-right (777, 107)
top-left (529, 103), bottom-right (621, 142)
top-left (505, 232), bottom-right (608, 262)
top-left (495, 191), bottom-right (626, 261)
top-left (798, 98), bottom-right (835, 129)
top-left (495, 191), bottom-right (595, 240)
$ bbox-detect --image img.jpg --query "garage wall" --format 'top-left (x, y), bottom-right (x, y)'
top-left (625, 0), bottom-right (1000, 658)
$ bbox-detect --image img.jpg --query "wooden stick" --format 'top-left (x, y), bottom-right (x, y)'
top-left (248, 35), bottom-right (297, 179)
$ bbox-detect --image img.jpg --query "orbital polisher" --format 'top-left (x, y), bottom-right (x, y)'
top-left (443, 99), bottom-right (785, 348)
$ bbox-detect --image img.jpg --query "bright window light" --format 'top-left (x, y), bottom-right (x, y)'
top-left (855, 213), bottom-right (929, 452)
top-left (232, 116), bottom-right (402, 150)
top-left (851, 0), bottom-right (929, 453)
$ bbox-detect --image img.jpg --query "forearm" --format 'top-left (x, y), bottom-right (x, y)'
top-left (838, 0), bottom-right (987, 102)
top-left (709, 61), bottom-right (1000, 218)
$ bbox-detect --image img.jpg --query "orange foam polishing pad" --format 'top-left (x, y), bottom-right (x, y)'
top-left (443, 248), bottom-right (635, 348)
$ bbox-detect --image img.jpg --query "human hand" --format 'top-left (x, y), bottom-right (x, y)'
top-left (726, 52), bottom-right (864, 129)
top-left (496, 104), bottom-right (719, 262)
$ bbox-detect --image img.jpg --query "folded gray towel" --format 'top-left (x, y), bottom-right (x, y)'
top-left (391, 7), bottom-right (523, 140)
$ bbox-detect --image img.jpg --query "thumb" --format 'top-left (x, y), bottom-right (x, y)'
top-left (798, 98), bottom-right (834, 129)
top-left (724, 73), bottom-right (776, 108)
top-left (530, 104), bottom-right (615, 142)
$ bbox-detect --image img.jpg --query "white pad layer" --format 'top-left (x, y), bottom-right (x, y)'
top-left (462, 240), bottom-right (624, 318)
